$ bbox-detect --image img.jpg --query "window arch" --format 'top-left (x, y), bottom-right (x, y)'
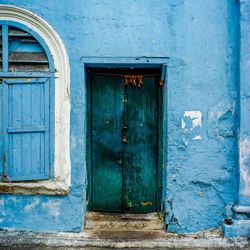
top-left (0, 5), bottom-right (70, 195)
top-left (0, 22), bottom-right (54, 73)
top-left (0, 21), bottom-right (54, 181)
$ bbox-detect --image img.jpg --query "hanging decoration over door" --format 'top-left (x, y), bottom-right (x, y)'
top-left (124, 75), bottom-right (143, 88)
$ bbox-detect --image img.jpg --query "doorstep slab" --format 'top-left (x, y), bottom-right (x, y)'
top-left (85, 212), bottom-right (165, 231)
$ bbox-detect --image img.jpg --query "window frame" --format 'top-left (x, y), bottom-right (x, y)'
top-left (0, 21), bottom-right (55, 183)
top-left (0, 5), bottom-right (71, 196)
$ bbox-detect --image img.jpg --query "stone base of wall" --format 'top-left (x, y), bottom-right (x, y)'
top-left (0, 230), bottom-right (249, 249)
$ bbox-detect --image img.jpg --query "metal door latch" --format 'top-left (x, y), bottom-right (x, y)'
top-left (122, 135), bottom-right (127, 143)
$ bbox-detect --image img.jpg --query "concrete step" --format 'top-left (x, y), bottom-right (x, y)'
top-left (85, 212), bottom-right (165, 231)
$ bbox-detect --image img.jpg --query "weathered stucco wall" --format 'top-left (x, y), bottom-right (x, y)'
top-left (0, 0), bottom-right (242, 234)
top-left (238, 0), bottom-right (250, 207)
top-left (164, 0), bottom-right (239, 233)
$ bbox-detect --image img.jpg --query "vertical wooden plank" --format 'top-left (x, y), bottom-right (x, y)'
top-left (12, 83), bottom-right (22, 127)
top-left (157, 82), bottom-right (164, 212)
top-left (44, 79), bottom-right (50, 176)
top-left (9, 83), bottom-right (22, 178)
top-left (3, 80), bottom-right (9, 179)
top-left (21, 83), bottom-right (32, 176)
top-left (91, 74), bottom-right (124, 212)
top-left (2, 25), bottom-right (8, 72)
top-left (0, 26), bottom-right (3, 176)
top-left (49, 77), bottom-right (55, 178)
top-left (40, 81), bottom-right (46, 176)
top-left (87, 73), bottom-right (92, 209)
top-left (123, 76), bottom-right (159, 213)
top-left (31, 82), bottom-right (42, 175)
top-left (7, 85), bottom-right (13, 178)
top-left (0, 80), bottom-right (2, 177)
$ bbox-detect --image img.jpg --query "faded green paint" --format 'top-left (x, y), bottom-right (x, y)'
top-left (123, 76), bottom-right (158, 213)
top-left (90, 74), bottom-right (124, 212)
top-left (88, 70), bottom-right (161, 213)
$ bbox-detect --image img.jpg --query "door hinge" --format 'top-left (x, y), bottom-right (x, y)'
top-left (159, 64), bottom-right (167, 86)
top-left (2, 152), bottom-right (7, 182)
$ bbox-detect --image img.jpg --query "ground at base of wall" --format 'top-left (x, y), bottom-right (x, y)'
top-left (0, 230), bottom-right (249, 249)
top-left (1, 248), bottom-right (250, 250)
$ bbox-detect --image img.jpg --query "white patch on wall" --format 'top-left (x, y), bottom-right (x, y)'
top-left (42, 201), bottom-right (61, 218)
top-left (0, 199), bottom-right (4, 206)
top-left (239, 138), bottom-right (250, 196)
top-left (24, 198), bottom-right (40, 212)
top-left (181, 111), bottom-right (202, 130)
top-left (10, 197), bottom-right (17, 203)
top-left (192, 135), bottom-right (202, 140)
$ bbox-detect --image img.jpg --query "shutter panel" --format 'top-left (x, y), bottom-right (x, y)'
top-left (8, 26), bottom-right (49, 72)
top-left (3, 78), bottom-right (50, 181)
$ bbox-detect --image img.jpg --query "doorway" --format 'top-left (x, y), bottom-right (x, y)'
top-left (87, 67), bottom-right (163, 214)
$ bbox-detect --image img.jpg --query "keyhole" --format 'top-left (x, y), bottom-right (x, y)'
top-left (122, 135), bottom-right (127, 143)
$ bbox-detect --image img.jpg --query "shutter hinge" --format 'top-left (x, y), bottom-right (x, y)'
top-left (2, 152), bottom-right (7, 182)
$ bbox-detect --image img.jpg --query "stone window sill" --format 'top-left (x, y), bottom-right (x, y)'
top-left (0, 181), bottom-right (69, 195)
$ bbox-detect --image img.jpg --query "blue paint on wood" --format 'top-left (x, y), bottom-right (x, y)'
top-left (2, 25), bottom-right (8, 72)
top-left (3, 78), bottom-right (50, 181)
top-left (0, 20), bottom-right (55, 73)
top-left (9, 41), bottom-right (44, 53)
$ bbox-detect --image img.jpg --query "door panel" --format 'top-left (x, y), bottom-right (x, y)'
top-left (91, 75), bottom-right (124, 212)
top-left (89, 70), bottom-right (160, 213)
top-left (123, 76), bottom-right (158, 213)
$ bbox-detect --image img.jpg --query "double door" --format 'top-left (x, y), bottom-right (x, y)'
top-left (88, 69), bottom-right (161, 213)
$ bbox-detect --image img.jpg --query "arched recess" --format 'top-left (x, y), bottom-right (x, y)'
top-left (0, 5), bottom-right (70, 194)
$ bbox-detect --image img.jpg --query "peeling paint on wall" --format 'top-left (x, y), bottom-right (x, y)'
top-left (181, 111), bottom-right (202, 131)
top-left (192, 135), bottom-right (202, 140)
top-left (24, 198), bottom-right (40, 212)
top-left (0, 199), bottom-right (4, 206)
top-left (42, 200), bottom-right (61, 219)
top-left (239, 138), bottom-right (250, 196)
top-left (181, 111), bottom-right (202, 142)
top-left (208, 101), bottom-right (236, 139)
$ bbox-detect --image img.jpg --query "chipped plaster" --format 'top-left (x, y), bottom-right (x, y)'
top-left (181, 111), bottom-right (202, 131)
top-left (239, 138), bottom-right (250, 196)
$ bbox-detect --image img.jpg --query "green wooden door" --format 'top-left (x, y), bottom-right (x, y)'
top-left (88, 70), bottom-right (161, 213)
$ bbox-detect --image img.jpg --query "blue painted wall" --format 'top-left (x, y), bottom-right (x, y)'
top-left (0, 0), bottom-right (243, 234)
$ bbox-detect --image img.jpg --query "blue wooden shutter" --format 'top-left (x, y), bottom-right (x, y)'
top-left (8, 25), bottom-right (49, 72)
top-left (3, 78), bottom-right (50, 181)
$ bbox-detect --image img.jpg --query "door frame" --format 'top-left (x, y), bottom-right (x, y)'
top-left (85, 63), bottom-right (167, 215)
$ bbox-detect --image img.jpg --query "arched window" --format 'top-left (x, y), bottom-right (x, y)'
top-left (0, 5), bottom-right (70, 195)
top-left (0, 22), bottom-right (54, 181)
